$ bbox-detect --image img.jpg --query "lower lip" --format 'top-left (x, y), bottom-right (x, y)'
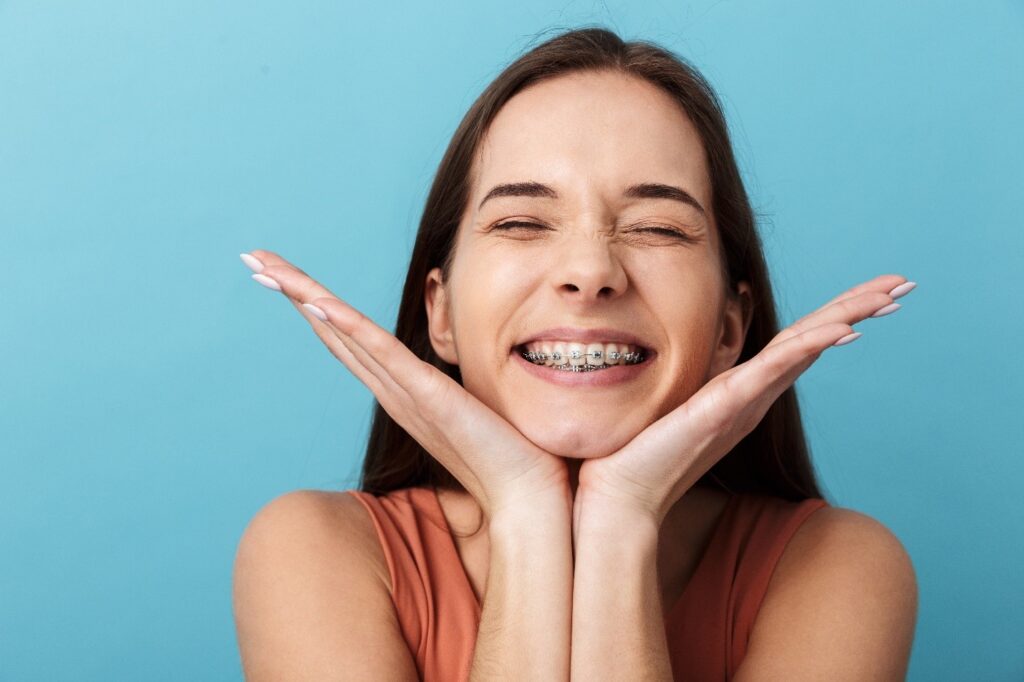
top-left (511, 348), bottom-right (656, 387)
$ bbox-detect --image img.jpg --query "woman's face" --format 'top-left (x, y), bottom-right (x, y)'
top-left (426, 69), bottom-right (751, 459)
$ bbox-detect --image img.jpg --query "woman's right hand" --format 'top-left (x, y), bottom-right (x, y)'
top-left (241, 249), bottom-right (571, 521)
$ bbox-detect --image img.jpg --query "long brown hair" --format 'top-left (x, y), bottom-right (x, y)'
top-left (356, 26), bottom-right (828, 505)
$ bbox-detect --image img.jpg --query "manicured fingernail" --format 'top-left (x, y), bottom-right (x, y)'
top-left (252, 273), bottom-right (281, 291)
top-left (302, 303), bottom-right (328, 321)
top-left (239, 252), bottom-right (265, 273)
top-left (888, 281), bottom-right (916, 299)
top-left (871, 302), bottom-right (901, 318)
top-left (833, 331), bottom-right (862, 346)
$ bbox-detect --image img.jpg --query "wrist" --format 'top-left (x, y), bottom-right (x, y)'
top-left (573, 487), bottom-right (661, 542)
top-left (487, 491), bottom-right (572, 540)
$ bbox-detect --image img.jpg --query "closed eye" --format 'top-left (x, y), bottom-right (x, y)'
top-left (492, 221), bottom-right (550, 231)
top-left (637, 226), bottom-right (692, 240)
top-left (491, 221), bottom-right (697, 242)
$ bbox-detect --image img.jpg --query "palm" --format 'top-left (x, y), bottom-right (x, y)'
top-left (243, 249), bottom-right (570, 518)
top-left (576, 273), bottom-right (911, 524)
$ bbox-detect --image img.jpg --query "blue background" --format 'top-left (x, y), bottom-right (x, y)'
top-left (2, 1), bottom-right (1021, 679)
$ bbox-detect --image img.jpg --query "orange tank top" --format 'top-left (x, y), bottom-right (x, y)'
top-left (347, 486), bottom-right (828, 681)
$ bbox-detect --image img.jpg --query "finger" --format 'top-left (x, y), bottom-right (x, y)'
top-left (725, 322), bottom-right (854, 414)
top-left (282, 289), bottom-right (482, 487)
top-left (792, 274), bottom-right (908, 329)
top-left (820, 273), bottom-right (909, 308)
top-left (247, 258), bottom-right (425, 430)
top-left (246, 251), bottom-right (433, 403)
top-left (768, 273), bottom-right (910, 350)
top-left (249, 260), bottom-right (444, 408)
top-left (260, 265), bottom-right (495, 467)
top-left (767, 289), bottom-right (888, 349)
top-left (283, 296), bottom-right (391, 398)
top-left (246, 249), bottom-right (348, 324)
top-left (254, 259), bottom-right (350, 317)
top-left (304, 292), bottom-right (450, 409)
top-left (246, 249), bottom-right (311, 277)
top-left (255, 263), bottom-right (424, 406)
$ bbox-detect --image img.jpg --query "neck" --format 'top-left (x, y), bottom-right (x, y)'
top-left (567, 457), bottom-right (583, 499)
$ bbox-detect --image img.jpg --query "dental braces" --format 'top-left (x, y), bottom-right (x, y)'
top-left (521, 348), bottom-right (646, 367)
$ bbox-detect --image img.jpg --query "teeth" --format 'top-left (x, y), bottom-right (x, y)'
top-left (551, 342), bottom-right (568, 366)
top-left (541, 342), bottom-right (554, 366)
top-left (519, 340), bottom-right (646, 369)
top-left (524, 340), bottom-right (639, 357)
top-left (568, 343), bottom-right (586, 367)
top-left (605, 343), bottom-right (621, 366)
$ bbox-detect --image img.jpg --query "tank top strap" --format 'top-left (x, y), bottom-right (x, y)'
top-left (346, 486), bottom-right (479, 682)
top-left (726, 494), bottom-right (829, 673)
top-left (666, 492), bottom-right (829, 680)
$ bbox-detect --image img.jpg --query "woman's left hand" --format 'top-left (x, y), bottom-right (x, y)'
top-left (574, 274), bottom-right (913, 528)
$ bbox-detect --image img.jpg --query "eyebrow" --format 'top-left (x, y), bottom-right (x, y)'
top-left (477, 181), bottom-right (707, 216)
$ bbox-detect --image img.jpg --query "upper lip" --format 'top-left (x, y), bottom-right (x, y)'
top-left (514, 326), bottom-right (654, 350)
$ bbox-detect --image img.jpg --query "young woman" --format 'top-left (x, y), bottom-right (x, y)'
top-left (232, 27), bottom-right (918, 681)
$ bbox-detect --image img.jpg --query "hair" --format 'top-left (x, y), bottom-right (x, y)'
top-left (355, 26), bottom-right (828, 511)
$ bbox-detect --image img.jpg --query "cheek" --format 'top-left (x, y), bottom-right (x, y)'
top-left (653, 309), bottom-right (722, 413)
top-left (445, 269), bottom-right (523, 402)
top-left (450, 247), bottom-right (541, 347)
top-left (675, 348), bottom-right (713, 400)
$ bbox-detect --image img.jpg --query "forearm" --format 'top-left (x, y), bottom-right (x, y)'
top-left (570, 495), bottom-right (672, 681)
top-left (469, 494), bottom-right (574, 681)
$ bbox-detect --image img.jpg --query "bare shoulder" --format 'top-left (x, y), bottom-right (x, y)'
top-left (734, 506), bottom-right (919, 681)
top-left (232, 490), bottom-right (416, 681)
top-left (775, 505), bottom-right (917, 579)
top-left (234, 489), bottom-right (390, 588)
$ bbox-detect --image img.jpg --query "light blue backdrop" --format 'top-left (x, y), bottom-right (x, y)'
top-left (2, 1), bottom-right (1021, 679)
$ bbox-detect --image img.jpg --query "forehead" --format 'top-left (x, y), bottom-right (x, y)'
top-left (471, 70), bottom-right (710, 204)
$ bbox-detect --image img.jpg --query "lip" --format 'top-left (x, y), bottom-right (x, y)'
top-left (513, 326), bottom-right (654, 350)
top-left (511, 346), bottom-right (657, 388)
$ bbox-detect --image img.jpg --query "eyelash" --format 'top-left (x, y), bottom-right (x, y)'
top-left (492, 221), bottom-right (692, 240)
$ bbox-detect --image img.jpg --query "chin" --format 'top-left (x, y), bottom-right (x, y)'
top-left (516, 419), bottom-right (636, 459)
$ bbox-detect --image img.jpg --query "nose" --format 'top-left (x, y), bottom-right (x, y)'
top-left (550, 233), bottom-right (628, 303)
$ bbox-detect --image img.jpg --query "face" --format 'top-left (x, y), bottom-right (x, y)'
top-left (426, 69), bottom-right (751, 459)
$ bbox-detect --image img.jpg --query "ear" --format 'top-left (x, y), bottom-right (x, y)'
top-left (425, 267), bottom-right (459, 365)
top-left (708, 280), bottom-right (753, 379)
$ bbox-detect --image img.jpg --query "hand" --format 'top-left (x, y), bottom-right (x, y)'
top-left (573, 274), bottom-right (914, 526)
top-left (242, 249), bottom-right (571, 520)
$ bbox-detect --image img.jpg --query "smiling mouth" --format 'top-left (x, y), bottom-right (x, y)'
top-left (513, 344), bottom-right (649, 372)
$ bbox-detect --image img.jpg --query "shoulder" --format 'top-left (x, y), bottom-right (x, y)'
top-left (232, 490), bottom-right (417, 680)
top-left (777, 505), bottom-right (917, 591)
top-left (234, 489), bottom-right (391, 592)
top-left (734, 505), bottom-right (918, 681)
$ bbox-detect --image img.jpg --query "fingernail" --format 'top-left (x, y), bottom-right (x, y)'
top-left (302, 303), bottom-right (328, 321)
top-left (871, 302), bottom-right (901, 318)
top-left (888, 281), bottom-right (916, 299)
top-left (239, 252), bottom-right (265, 273)
top-left (252, 273), bottom-right (281, 291)
top-left (833, 331), bottom-right (862, 346)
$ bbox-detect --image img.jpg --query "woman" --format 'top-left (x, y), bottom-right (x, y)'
top-left (232, 27), bottom-right (918, 681)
